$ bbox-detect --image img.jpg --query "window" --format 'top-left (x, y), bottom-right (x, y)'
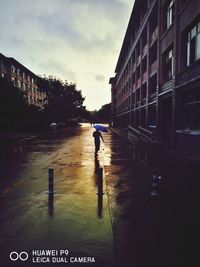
top-left (22, 72), bottom-right (26, 79)
top-left (163, 47), bottom-right (173, 80)
top-left (11, 77), bottom-right (16, 86)
top-left (11, 65), bottom-right (16, 73)
top-left (148, 105), bottom-right (157, 127)
top-left (136, 88), bottom-right (140, 102)
top-left (164, 0), bottom-right (175, 31)
top-left (167, 1), bottom-right (174, 28)
top-left (1, 73), bottom-right (5, 78)
top-left (17, 80), bottom-right (21, 88)
top-left (136, 66), bottom-right (140, 80)
top-left (187, 21), bottom-right (200, 66)
top-left (150, 42), bottom-right (157, 64)
top-left (142, 57), bottom-right (147, 74)
top-left (17, 69), bottom-right (20, 76)
top-left (22, 83), bottom-right (26, 91)
top-left (0, 61), bottom-right (4, 69)
top-left (142, 83), bottom-right (147, 99)
top-left (136, 43), bottom-right (140, 62)
top-left (27, 96), bottom-right (31, 104)
top-left (182, 89), bottom-right (200, 130)
top-left (149, 74), bottom-right (157, 95)
top-left (142, 27), bottom-right (147, 50)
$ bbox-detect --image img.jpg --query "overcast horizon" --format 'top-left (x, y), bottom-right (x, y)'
top-left (0, 0), bottom-right (134, 110)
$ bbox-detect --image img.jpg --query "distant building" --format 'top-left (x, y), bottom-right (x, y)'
top-left (0, 52), bottom-right (46, 108)
top-left (110, 0), bottom-right (200, 156)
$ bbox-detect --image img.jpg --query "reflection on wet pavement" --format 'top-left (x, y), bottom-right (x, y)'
top-left (0, 124), bottom-right (199, 267)
top-left (0, 125), bottom-right (113, 267)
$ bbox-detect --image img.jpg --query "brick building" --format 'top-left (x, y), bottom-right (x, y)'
top-left (110, 0), bottom-right (200, 156)
top-left (0, 52), bottom-right (46, 108)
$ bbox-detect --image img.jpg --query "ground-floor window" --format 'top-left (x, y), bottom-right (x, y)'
top-left (181, 88), bottom-right (200, 130)
top-left (148, 105), bottom-right (156, 128)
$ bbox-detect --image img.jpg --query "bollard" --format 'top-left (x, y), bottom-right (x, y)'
top-left (48, 168), bottom-right (54, 194)
top-left (97, 167), bottom-right (103, 195)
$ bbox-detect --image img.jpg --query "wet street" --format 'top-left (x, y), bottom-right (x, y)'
top-left (0, 124), bottom-right (200, 267)
top-left (0, 124), bottom-right (114, 267)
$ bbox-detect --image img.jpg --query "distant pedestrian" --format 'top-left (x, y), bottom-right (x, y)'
top-left (93, 129), bottom-right (104, 154)
top-left (50, 122), bottom-right (57, 136)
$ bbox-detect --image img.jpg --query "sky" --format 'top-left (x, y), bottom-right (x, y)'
top-left (0, 0), bottom-right (134, 110)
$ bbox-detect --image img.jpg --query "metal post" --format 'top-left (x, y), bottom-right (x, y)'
top-left (48, 168), bottom-right (54, 194)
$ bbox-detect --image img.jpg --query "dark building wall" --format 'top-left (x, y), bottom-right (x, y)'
top-left (110, 0), bottom-right (200, 156)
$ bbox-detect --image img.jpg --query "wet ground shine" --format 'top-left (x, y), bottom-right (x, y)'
top-left (0, 125), bottom-right (113, 267)
top-left (0, 124), bottom-right (200, 267)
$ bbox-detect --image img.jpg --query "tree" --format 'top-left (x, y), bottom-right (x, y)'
top-left (95, 103), bottom-right (111, 123)
top-left (0, 77), bottom-right (27, 130)
top-left (37, 76), bottom-right (85, 124)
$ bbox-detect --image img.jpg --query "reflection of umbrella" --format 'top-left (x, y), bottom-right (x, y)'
top-left (93, 124), bottom-right (108, 132)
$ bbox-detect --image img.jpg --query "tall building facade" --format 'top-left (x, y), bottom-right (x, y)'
top-left (110, 0), bottom-right (200, 156)
top-left (0, 53), bottom-right (46, 108)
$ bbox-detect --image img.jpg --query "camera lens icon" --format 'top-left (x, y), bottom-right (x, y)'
top-left (10, 251), bottom-right (29, 261)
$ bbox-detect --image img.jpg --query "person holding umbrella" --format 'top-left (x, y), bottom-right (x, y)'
top-left (93, 126), bottom-right (105, 155)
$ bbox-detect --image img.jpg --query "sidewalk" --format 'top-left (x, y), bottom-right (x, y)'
top-left (109, 126), bottom-right (200, 166)
top-left (103, 128), bottom-right (200, 267)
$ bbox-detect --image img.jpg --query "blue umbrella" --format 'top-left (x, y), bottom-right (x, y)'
top-left (93, 124), bottom-right (108, 132)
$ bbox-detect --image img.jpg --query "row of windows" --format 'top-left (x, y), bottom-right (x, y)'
top-left (11, 65), bottom-right (35, 84)
top-left (116, 75), bottom-right (158, 113)
top-left (1, 61), bottom-right (36, 84)
top-left (117, 15), bottom-right (200, 103)
top-left (11, 77), bottom-right (45, 99)
top-left (116, 106), bottom-right (157, 130)
top-left (117, 70), bottom-right (157, 106)
top-left (117, 56), bottom-right (156, 98)
top-left (118, 0), bottom-right (177, 82)
top-left (27, 96), bottom-right (45, 106)
top-left (117, 85), bottom-right (200, 131)
top-left (117, 0), bottom-right (193, 90)
top-left (118, 27), bottom-right (157, 90)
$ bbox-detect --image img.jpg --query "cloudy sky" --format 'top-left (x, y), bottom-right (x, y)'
top-left (0, 0), bottom-right (134, 110)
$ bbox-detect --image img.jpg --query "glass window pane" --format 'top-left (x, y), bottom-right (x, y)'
top-left (191, 26), bottom-right (197, 39)
top-left (169, 50), bottom-right (173, 58)
top-left (198, 22), bottom-right (200, 33)
top-left (196, 33), bottom-right (200, 60)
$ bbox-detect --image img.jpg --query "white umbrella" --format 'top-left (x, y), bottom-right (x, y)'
top-left (50, 122), bottom-right (57, 128)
